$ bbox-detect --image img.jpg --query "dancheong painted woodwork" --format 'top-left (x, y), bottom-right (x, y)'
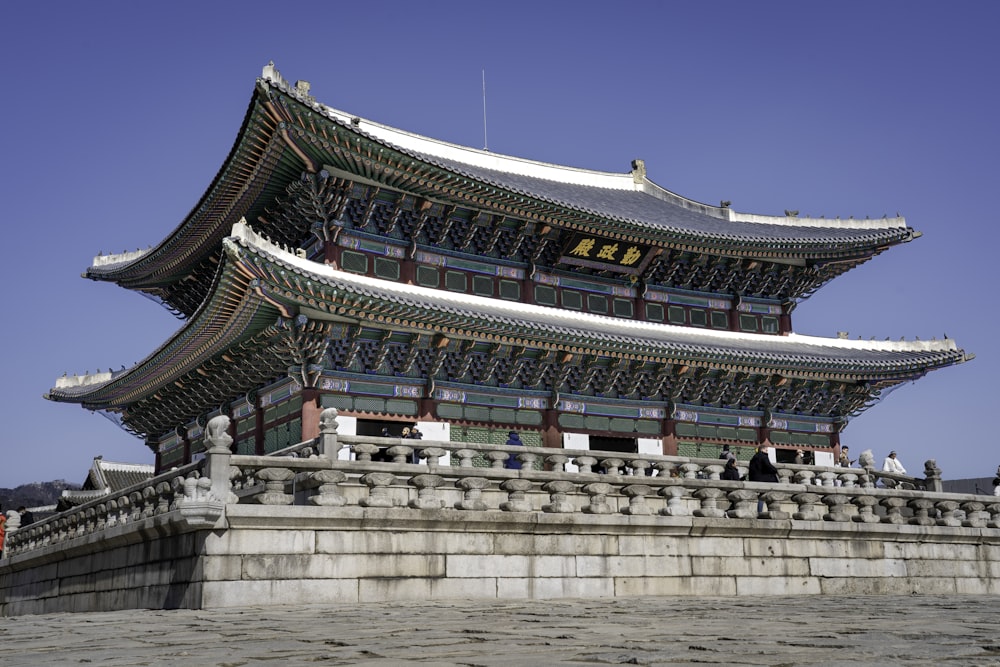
top-left (47, 63), bottom-right (972, 471)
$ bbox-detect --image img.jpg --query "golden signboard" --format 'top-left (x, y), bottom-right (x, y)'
top-left (560, 233), bottom-right (651, 274)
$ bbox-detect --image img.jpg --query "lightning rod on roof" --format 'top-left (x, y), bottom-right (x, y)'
top-left (482, 69), bottom-right (489, 151)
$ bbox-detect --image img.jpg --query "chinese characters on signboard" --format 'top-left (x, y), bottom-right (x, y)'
top-left (560, 233), bottom-right (650, 273)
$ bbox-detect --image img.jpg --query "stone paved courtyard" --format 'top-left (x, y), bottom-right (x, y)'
top-left (2, 595), bottom-right (998, 666)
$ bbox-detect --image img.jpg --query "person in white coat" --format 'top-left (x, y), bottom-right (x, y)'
top-left (882, 451), bottom-right (906, 474)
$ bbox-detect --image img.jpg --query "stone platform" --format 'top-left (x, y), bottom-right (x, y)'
top-left (4, 595), bottom-right (998, 666)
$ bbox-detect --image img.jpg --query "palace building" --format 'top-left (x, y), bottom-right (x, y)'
top-left (46, 63), bottom-right (971, 471)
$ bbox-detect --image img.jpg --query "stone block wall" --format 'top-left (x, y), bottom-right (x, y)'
top-left (197, 505), bottom-right (1000, 608)
top-left (0, 516), bottom-right (207, 616)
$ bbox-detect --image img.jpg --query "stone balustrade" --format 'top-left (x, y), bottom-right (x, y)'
top-left (2, 409), bottom-right (995, 560)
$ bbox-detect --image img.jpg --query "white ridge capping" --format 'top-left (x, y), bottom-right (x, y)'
top-left (262, 63), bottom-right (909, 231)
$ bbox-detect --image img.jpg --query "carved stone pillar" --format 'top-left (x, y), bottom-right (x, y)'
top-left (659, 485), bottom-right (690, 516)
top-left (454, 449), bottom-right (477, 467)
top-left (485, 450), bottom-right (510, 468)
top-left (255, 468), bottom-right (295, 505)
top-left (408, 474), bottom-right (446, 510)
top-left (821, 494), bottom-right (851, 522)
top-left (542, 480), bottom-right (576, 513)
top-left (693, 487), bottom-right (727, 518)
top-left (599, 457), bottom-right (625, 475)
top-left (621, 484), bottom-right (653, 515)
top-left (792, 492), bottom-right (822, 521)
top-left (961, 501), bottom-right (988, 528)
top-left (386, 445), bottom-right (414, 464)
top-left (317, 408), bottom-right (341, 459)
top-left (934, 500), bottom-right (962, 527)
top-left (582, 482), bottom-right (614, 514)
top-left (455, 476), bottom-right (490, 511)
top-left (308, 470), bottom-right (347, 506)
top-left (359, 472), bottom-right (396, 507)
top-left (879, 497), bottom-right (907, 524)
top-left (500, 478), bottom-right (533, 512)
top-left (851, 494), bottom-right (881, 523)
top-left (908, 498), bottom-right (936, 526)
top-left (545, 454), bottom-right (569, 472)
top-left (573, 456), bottom-right (598, 474)
top-left (726, 489), bottom-right (758, 519)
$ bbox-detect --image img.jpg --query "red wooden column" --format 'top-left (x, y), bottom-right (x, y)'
top-left (300, 388), bottom-right (322, 441)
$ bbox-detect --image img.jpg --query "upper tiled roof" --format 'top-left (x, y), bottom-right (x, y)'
top-left (84, 63), bottom-right (915, 316)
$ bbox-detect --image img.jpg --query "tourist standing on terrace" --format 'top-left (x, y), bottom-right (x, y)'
top-left (749, 446), bottom-right (779, 483)
top-left (838, 446), bottom-right (853, 467)
top-left (721, 458), bottom-right (741, 481)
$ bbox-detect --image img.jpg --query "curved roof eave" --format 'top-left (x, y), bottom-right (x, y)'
top-left (230, 222), bottom-right (969, 379)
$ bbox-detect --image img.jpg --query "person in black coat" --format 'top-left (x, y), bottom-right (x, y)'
top-left (748, 445), bottom-right (779, 483)
top-left (721, 458), bottom-right (741, 481)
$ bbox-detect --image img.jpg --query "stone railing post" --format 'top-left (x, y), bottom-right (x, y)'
top-left (726, 489), bottom-right (758, 519)
top-left (879, 496), bottom-right (907, 524)
top-left (703, 464), bottom-right (724, 481)
top-left (621, 484), bottom-right (653, 515)
top-left (542, 480), bottom-right (576, 513)
top-left (693, 487), bottom-right (727, 518)
top-left (545, 454), bottom-right (569, 472)
top-left (485, 450), bottom-right (510, 468)
top-left (628, 458), bottom-right (652, 477)
top-left (761, 490), bottom-right (791, 520)
top-left (961, 501), bottom-right (988, 528)
top-left (923, 459), bottom-right (943, 493)
top-left (985, 502), bottom-right (1000, 529)
top-left (386, 445), bottom-right (414, 464)
top-left (908, 498), bottom-right (936, 526)
top-left (254, 468), bottom-right (294, 505)
top-left (857, 469), bottom-right (876, 489)
top-left (353, 443), bottom-right (379, 462)
top-left (838, 472), bottom-right (860, 488)
top-left (851, 494), bottom-right (881, 523)
top-left (455, 476), bottom-right (490, 510)
top-left (205, 414), bottom-right (235, 503)
top-left (816, 471), bottom-right (838, 487)
top-left (408, 474), bottom-right (445, 509)
top-left (654, 462), bottom-right (676, 478)
top-left (821, 493), bottom-right (851, 522)
top-left (934, 500), bottom-right (962, 527)
top-left (454, 449), bottom-right (478, 467)
top-left (659, 485), bottom-right (690, 516)
top-left (678, 462), bottom-right (700, 479)
top-left (599, 457), bottom-right (625, 475)
top-left (793, 470), bottom-right (815, 486)
top-left (308, 470), bottom-right (348, 506)
top-left (582, 482), bottom-right (614, 514)
top-left (792, 492), bottom-right (823, 521)
top-left (418, 446), bottom-right (447, 467)
top-left (573, 456), bottom-right (598, 474)
top-left (359, 472), bottom-right (396, 507)
top-left (516, 451), bottom-right (540, 471)
top-left (777, 468), bottom-right (795, 485)
top-left (317, 407), bottom-right (340, 458)
top-left (499, 478), bottom-right (534, 512)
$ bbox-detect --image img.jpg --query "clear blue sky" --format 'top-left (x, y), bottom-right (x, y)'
top-left (2, 1), bottom-right (997, 488)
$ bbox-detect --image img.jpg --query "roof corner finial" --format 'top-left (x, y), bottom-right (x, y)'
top-left (784, 209), bottom-right (799, 218)
top-left (294, 80), bottom-right (314, 103)
top-left (630, 159), bottom-right (646, 184)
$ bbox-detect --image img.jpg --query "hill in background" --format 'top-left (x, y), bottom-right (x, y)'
top-left (1, 480), bottom-right (80, 511)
